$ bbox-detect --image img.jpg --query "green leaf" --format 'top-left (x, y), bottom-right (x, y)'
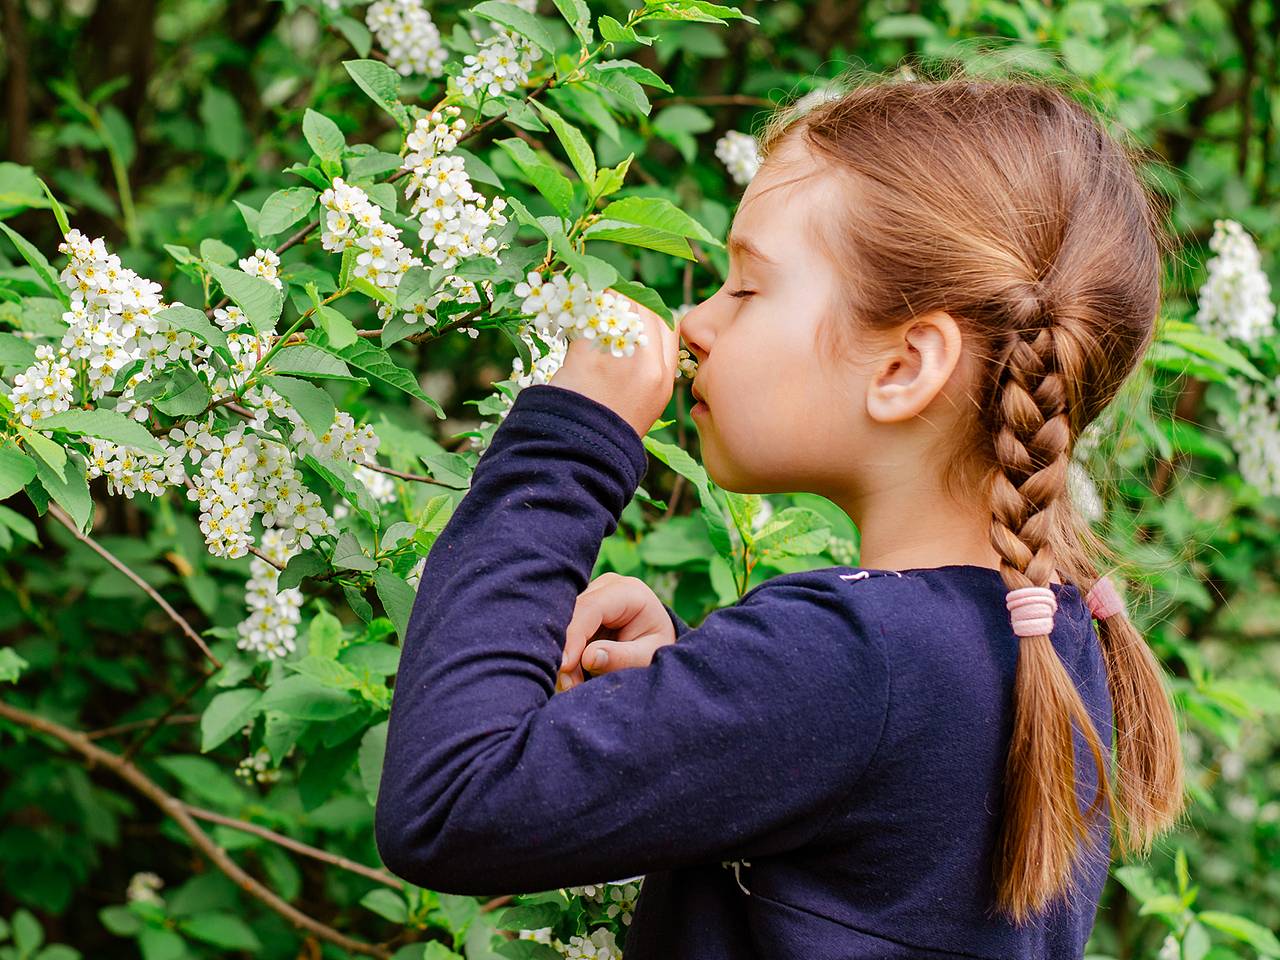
top-left (333, 15), bottom-right (373, 56)
top-left (307, 326), bottom-right (446, 419)
top-left (37, 408), bottom-right (166, 456)
top-left (151, 367), bottom-right (213, 417)
top-left (155, 755), bottom-right (248, 808)
top-left (180, 913), bottom-right (262, 951)
top-left (0, 331), bottom-right (38, 369)
top-left (37, 177), bottom-right (72, 236)
top-left (548, 231), bottom-right (618, 289)
top-left (0, 443), bottom-right (38, 500)
top-left (598, 14), bottom-right (652, 46)
top-left (640, 0), bottom-right (758, 23)
top-left (598, 195), bottom-right (720, 245)
top-left (1198, 912), bottom-right (1280, 956)
top-left (258, 674), bottom-right (360, 721)
top-left (16, 425), bottom-right (65, 472)
top-left (155, 304), bottom-right (231, 362)
top-left (583, 221), bottom-right (693, 259)
top-left (531, 101), bottom-right (596, 185)
top-left (751, 507), bottom-right (831, 558)
top-left (98, 905), bottom-right (142, 936)
top-left (333, 529), bottom-right (377, 570)
top-left (308, 609), bottom-right (345, 658)
top-left (263, 374), bottom-right (336, 438)
top-left (361, 887), bottom-right (409, 923)
top-left (258, 187), bottom-right (319, 237)
top-left (30, 447), bottom-right (92, 531)
top-left (343, 59), bottom-right (410, 129)
top-left (304, 454), bottom-right (381, 528)
top-left (0, 220), bottom-right (69, 306)
top-left (373, 568), bottom-right (415, 643)
top-left (610, 278), bottom-right (670, 322)
top-left (395, 265), bottom-right (437, 313)
top-left (271, 344), bottom-right (363, 381)
top-left (1160, 326), bottom-right (1266, 383)
top-left (642, 436), bottom-right (732, 558)
top-left (303, 109), bottom-right (346, 163)
top-left (0, 647), bottom-right (29, 683)
top-left (495, 138), bottom-right (575, 221)
top-left (472, 1), bottom-right (559, 57)
top-left (200, 237), bottom-right (237, 265)
top-left (138, 927), bottom-right (185, 960)
top-left (359, 719), bottom-right (388, 804)
top-left (0, 162), bottom-right (49, 214)
top-left (551, 0), bottom-right (593, 44)
top-left (207, 262), bottom-right (285, 335)
top-left (199, 87), bottom-right (247, 160)
top-left (0, 503), bottom-right (39, 545)
top-left (200, 689), bottom-right (263, 752)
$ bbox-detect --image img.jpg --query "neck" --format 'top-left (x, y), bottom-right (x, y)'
top-left (832, 470), bottom-right (1004, 574)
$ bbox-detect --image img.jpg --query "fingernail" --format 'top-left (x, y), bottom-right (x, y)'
top-left (590, 650), bottom-right (608, 669)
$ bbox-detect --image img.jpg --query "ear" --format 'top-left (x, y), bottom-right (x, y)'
top-left (865, 310), bottom-right (964, 424)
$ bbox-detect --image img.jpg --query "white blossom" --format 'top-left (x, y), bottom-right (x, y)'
top-left (238, 248), bottom-right (283, 290)
top-left (715, 130), bottom-right (761, 186)
top-left (235, 745), bottom-right (283, 785)
top-left (457, 32), bottom-right (538, 99)
top-left (365, 0), bottom-right (448, 77)
top-left (561, 928), bottom-right (621, 960)
top-left (236, 527), bottom-right (304, 659)
top-left (6, 344), bottom-right (75, 428)
top-left (513, 271), bottom-right (649, 359)
top-left (126, 872), bottom-right (165, 907)
top-left (1193, 219), bottom-right (1276, 344)
top-left (1219, 378), bottom-right (1280, 498)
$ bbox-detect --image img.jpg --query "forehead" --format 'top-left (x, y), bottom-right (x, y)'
top-left (729, 138), bottom-right (839, 265)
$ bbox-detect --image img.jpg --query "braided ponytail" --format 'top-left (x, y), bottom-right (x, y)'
top-left (986, 299), bottom-right (1113, 924)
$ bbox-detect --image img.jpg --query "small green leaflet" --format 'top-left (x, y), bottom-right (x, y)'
top-left (598, 195), bottom-right (721, 245)
top-left (263, 374), bottom-right (336, 437)
top-left (0, 444), bottom-right (37, 500)
top-left (30, 448), bottom-right (92, 533)
top-left (304, 454), bottom-right (381, 528)
top-left (0, 221), bottom-right (70, 307)
top-left (303, 109), bottom-right (345, 163)
top-left (642, 436), bottom-right (733, 559)
top-left (207, 262), bottom-right (285, 335)
top-left (343, 59), bottom-right (410, 129)
top-left (531, 101), bottom-right (596, 185)
top-left (200, 689), bottom-right (264, 752)
top-left (307, 326), bottom-right (446, 420)
top-left (551, 0), bottom-right (593, 44)
top-left (373, 568), bottom-right (415, 643)
top-left (257, 187), bottom-right (319, 236)
top-left (494, 138), bottom-right (575, 221)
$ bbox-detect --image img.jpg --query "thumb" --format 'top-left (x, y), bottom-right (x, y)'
top-left (582, 636), bottom-right (668, 673)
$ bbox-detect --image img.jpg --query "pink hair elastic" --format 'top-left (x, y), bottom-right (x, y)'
top-left (1085, 576), bottom-right (1126, 620)
top-left (1005, 586), bottom-right (1058, 637)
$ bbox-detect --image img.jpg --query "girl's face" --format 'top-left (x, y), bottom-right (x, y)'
top-left (679, 137), bottom-right (881, 500)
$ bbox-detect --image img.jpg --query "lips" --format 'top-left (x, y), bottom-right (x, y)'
top-left (691, 382), bottom-right (707, 405)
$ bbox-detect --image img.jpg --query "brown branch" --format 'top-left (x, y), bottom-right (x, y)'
top-left (360, 462), bottom-right (453, 486)
top-left (86, 714), bottom-right (200, 740)
top-left (183, 806), bottom-right (405, 889)
top-left (0, 699), bottom-right (393, 958)
top-left (46, 503), bottom-right (222, 671)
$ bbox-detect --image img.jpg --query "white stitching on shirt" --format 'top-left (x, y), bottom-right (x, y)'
top-left (838, 570), bottom-right (903, 581)
top-left (721, 859), bottom-right (752, 895)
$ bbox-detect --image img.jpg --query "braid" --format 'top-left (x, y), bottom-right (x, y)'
top-left (987, 296), bottom-right (1116, 925)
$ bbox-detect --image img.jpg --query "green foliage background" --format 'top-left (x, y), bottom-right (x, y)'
top-left (0, 0), bottom-right (1278, 957)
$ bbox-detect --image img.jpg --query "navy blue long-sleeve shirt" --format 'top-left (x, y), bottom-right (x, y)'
top-left (375, 382), bottom-right (1114, 959)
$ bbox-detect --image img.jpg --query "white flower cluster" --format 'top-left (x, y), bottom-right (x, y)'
top-left (238, 248), bottom-right (283, 290)
top-left (85, 435), bottom-right (185, 499)
top-left (126, 872), bottom-right (165, 906)
top-left (1219, 379), bottom-right (1280, 498)
top-left (237, 527), bottom-right (305, 659)
top-left (5, 230), bottom-right (207, 431)
top-left (514, 272), bottom-right (649, 359)
top-left (715, 130), bottom-right (761, 186)
top-left (1193, 219), bottom-right (1276, 344)
top-left (561, 928), bottom-right (621, 960)
top-left (365, 0), bottom-right (448, 77)
top-left (6, 344), bottom-right (75, 428)
top-left (235, 745), bottom-right (283, 784)
top-left (319, 177), bottom-right (422, 316)
top-left (458, 31), bottom-right (539, 100)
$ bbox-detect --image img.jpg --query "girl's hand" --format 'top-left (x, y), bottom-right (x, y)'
top-left (548, 290), bottom-right (682, 438)
top-left (556, 573), bottom-right (678, 692)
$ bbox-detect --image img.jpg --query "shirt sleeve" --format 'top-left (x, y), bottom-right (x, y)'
top-left (662, 601), bottom-right (693, 639)
top-left (373, 383), bottom-right (890, 896)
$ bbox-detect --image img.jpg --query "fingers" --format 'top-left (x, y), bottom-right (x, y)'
top-left (582, 635), bottom-right (674, 674)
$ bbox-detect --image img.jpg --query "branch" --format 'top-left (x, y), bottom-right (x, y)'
top-left (46, 503), bottom-right (222, 671)
top-left (360, 462), bottom-right (454, 486)
top-left (183, 806), bottom-right (405, 890)
top-left (0, 699), bottom-right (393, 959)
top-left (86, 713), bottom-right (199, 740)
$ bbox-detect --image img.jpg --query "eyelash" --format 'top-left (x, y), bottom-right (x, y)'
top-left (729, 289), bottom-right (755, 299)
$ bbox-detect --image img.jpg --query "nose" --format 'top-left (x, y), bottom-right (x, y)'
top-left (679, 298), bottom-right (714, 365)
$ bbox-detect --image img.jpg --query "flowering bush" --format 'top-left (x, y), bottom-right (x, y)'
top-left (0, 0), bottom-right (1278, 957)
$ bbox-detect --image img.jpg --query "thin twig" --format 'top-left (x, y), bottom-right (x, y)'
top-left (360, 462), bottom-right (453, 486)
top-left (183, 806), bottom-right (405, 889)
top-left (0, 699), bottom-right (393, 959)
top-left (46, 503), bottom-right (222, 671)
top-left (86, 714), bottom-right (200, 740)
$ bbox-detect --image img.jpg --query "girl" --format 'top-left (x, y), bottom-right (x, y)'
top-left (375, 74), bottom-right (1187, 958)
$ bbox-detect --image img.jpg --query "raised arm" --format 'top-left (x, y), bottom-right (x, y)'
top-left (373, 384), bottom-right (889, 895)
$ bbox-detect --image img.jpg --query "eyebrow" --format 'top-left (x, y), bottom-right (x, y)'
top-left (727, 229), bottom-right (778, 267)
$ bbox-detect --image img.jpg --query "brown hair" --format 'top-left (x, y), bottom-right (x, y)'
top-left (754, 65), bottom-right (1187, 923)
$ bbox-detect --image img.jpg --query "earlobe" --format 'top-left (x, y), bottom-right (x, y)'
top-left (865, 311), bottom-right (963, 424)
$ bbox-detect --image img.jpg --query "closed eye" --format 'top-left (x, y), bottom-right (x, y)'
top-left (729, 290), bottom-right (755, 299)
